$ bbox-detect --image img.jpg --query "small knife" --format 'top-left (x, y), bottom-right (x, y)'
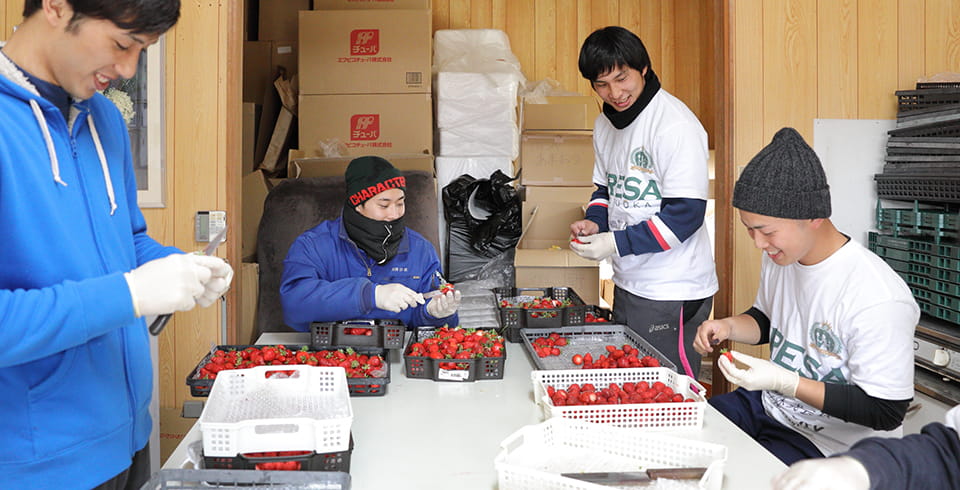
top-left (148, 225), bottom-right (228, 336)
top-left (561, 467), bottom-right (707, 486)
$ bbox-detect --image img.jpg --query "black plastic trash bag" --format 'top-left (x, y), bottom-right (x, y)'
top-left (442, 170), bottom-right (521, 284)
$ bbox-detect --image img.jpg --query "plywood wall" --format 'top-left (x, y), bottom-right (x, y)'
top-left (432, 0), bottom-right (720, 147)
top-left (727, 0), bottom-right (960, 357)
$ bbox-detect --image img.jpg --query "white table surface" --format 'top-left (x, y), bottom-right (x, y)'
top-left (164, 332), bottom-right (786, 489)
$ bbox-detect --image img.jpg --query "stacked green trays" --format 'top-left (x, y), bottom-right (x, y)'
top-left (493, 287), bottom-right (590, 343)
top-left (871, 232), bottom-right (960, 326)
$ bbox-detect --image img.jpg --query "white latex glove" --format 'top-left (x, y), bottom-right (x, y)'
top-left (569, 232), bottom-right (618, 261)
top-left (123, 254), bottom-right (213, 317)
top-left (192, 255), bottom-right (234, 308)
top-left (718, 350), bottom-right (800, 397)
top-left (772, 456), bottom-right (870, 490)
top-left (374, 283), bottom-right (424, 313)
top-left (427, 289), bottom-right (462, 318)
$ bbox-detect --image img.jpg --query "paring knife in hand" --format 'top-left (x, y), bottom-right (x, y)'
top-left (148, 225), bottom-right (228, 336)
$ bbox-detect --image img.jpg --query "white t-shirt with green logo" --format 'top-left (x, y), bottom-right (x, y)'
top-left (755, 240), bottom-right (919, 455)
top-left (592, 89), bottom-right (718, 301)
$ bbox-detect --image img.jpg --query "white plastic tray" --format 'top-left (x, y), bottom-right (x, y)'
top-left (532, 367), bottom-right (707, 431)
top-left (496, 418), bottom-right (726, 490)
top-left (199, 365), bottom-right (353, 457)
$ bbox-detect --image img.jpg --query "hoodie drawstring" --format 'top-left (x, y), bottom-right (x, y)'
top-left (87, 114), bottom-right (118, 215)
top-left (27, 98), bottom-right (119, 215)
top-left (29, 99), bottom-right (66, 187)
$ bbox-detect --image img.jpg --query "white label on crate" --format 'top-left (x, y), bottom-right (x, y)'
top-left (438, 369), bottom-right (470, 381)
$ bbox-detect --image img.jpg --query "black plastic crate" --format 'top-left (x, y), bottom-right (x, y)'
top-left (493, 287), bottom-right (590, 342)
top-left (519, 324), bottom-right (677, 372)
top-left (310, 319), bottom-right (405, 350)
top-left (875, 174), bottom-right (960, 203)
top-left (186, 345), bottom-right (390, 397)
top-left (897, 87), bottom-right (960, 113)
top-left (403, 327), bottom-right (506, 382)
top-left (203, 435), bottom-right (353, 472)
top-left (141, 469), bottom-right (351, 489)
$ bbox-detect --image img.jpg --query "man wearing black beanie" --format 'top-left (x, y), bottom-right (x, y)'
top-left (693, 128), bottom-right (919, 467)
top-left (280, 156), bottom-right (460, 330)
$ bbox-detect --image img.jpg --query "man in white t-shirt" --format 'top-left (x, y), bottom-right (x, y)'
top-left (693, 127), bottom-right (919, 465)
top-left (568, 26), bottom-right (718, 378)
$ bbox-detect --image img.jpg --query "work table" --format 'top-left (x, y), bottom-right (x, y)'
top-left (164, 332), bottom-right (787, 488)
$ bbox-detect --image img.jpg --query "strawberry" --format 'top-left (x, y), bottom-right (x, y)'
top-left (720, 348), bottom-right (734, 363)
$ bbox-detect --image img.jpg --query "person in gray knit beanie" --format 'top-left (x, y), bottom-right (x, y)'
top-left (732, 127), bottom-right (831, 219)
top-left (692, 126), bottom-right (920, 469)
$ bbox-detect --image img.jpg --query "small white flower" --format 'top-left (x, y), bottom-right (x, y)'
top-left (101, 87), bottom-right (135, 125)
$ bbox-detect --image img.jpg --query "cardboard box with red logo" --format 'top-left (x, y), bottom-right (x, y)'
top-left (314, 0), bottom-right (431, 8)
top-left (298, 9), bottom-right (431, 95)
top-left (298, 93), bottom-right (433, 157)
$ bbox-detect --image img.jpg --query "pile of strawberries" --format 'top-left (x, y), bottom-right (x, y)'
top-left (546, 381), bottom-right (695, 406)
top-left (530, 332), bottom-right (570, 357)
top-left (407, 326), bottom-right (504, 370)
top-left (571, 344), bottom-right (662, 369)
top-left (499, 297), bottom-right (573, 318)
top-left (583, 311), bottom-right (608, 323)
top-left (342, 327), bottom-right (373, 336)
top-left (243, 451), bottom-right (312, 471)
top-left (194, 345), bottom-right (386, 380)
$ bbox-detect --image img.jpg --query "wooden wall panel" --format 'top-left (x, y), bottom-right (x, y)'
top-left (925, 0), bottom-right (960, 75)
top-left (858, 0), bottom-right (899, 118)
top-left (899, 0), bottom-right (926, 90)
top-left (818, 0), bottom-right (858, 119)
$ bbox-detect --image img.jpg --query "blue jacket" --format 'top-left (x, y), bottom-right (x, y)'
top-left (0, 50), bottom-right (179, 488)
top-left (280, 216), bottom-right (458, 330)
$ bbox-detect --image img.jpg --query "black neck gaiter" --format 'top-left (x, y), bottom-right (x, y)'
top-left (342, 204), bottom-right (405, 265)
top-left (601, 67), bottom-right (662, 130)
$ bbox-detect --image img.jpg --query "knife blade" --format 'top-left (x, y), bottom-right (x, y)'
top-left (561, 467), bottom-right (707, 486)
top-left (148, 225), bottom-right (228, 336)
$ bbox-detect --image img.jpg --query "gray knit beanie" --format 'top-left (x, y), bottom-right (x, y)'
top-left (732, 127), bottom-right (831, 219)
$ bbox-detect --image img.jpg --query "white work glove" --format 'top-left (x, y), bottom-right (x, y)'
top-left (427, 289), bottom-right (462, 319)
top-left (772, 456), bottom-right (870, 490)
top-left (374, 283), bottom-right (424, 313)
top-left (718, 350), bottom-right (800, 397)
top-left (569, 232), bottom-right (618, 261)
top-left (193, 255), bottom-right (234, 307)
top-left (123, 254), bottom-right (214, 317)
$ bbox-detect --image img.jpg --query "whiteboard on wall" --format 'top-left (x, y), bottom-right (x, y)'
top-left (813, 119), bottom-right (896, 246)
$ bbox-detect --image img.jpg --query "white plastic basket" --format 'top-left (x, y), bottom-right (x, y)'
top-left (495, 418), bottom-right (727, 490)
top-left (199, 365), bottom-right (353, 457)
top-left (532, 367), bottom-right (707, 431)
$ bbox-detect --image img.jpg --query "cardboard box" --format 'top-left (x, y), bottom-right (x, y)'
top-left (159, 407), bottom-right (198, 466)
top-left (299, 93), bottom-right (433, 157)
top-left (288, 149), bottom-right (434, 178)
top-left (239, 262), bottom-right (260, 345)
top-left (258, 106), bottom-right (295, 173)
top-left (258, 0), bottom-right (310, 41)
top-left (299, 9), bottom-right (431, 95)
top-left (601, 278), bottom-right (615, 309)
top-left (241, 170), bottom-right (274, 261)
top-left (242, 103), bottom-right (260, 173)
top-left (314, 0), bottom-right (430, 8)
top-left (522, 96), bottom-right (601, 131)
top-left (243, 41), bottom-right (298, 104)
top-left (519, 132), bottom-right (595, 187)
top-left (515, 200), bottom-right (600, 305)
top-left (522, 185), bottom-right (595, 204)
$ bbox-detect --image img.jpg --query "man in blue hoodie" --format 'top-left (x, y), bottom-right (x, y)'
top-left (281, 156), bottom-right (460, 330)
top-left (0, 1), bottom-right (232, 488)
